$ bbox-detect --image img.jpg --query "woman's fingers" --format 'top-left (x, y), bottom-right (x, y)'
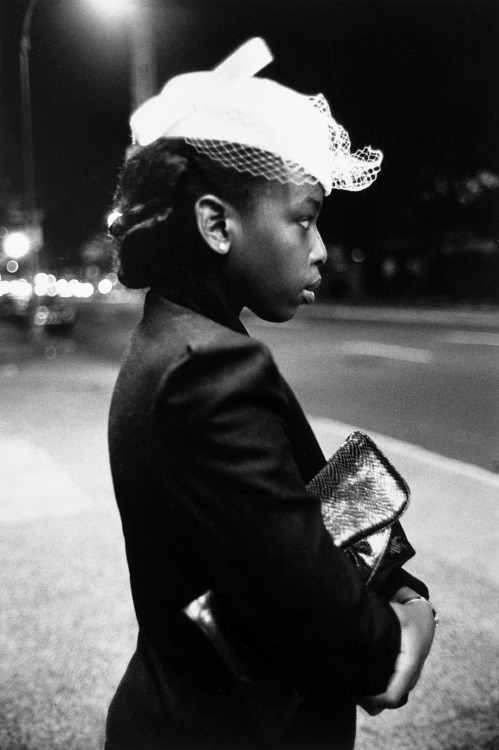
top-left (360, 600), bottom-right (436, 712)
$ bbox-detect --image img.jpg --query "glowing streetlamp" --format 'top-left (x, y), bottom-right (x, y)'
top-left (87, 0), bottom-right (132, 13)
top-left (86, 0), bottom-right (157, 111)
top-left (18, 0), bottom-right (156, 320)
top-left (19, 0), bottom-right (156, 243)
top-left (3, 231), bottom-right (31, 260)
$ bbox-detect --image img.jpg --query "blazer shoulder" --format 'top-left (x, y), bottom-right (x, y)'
top-left (141, 293), bottom-right (273, 370)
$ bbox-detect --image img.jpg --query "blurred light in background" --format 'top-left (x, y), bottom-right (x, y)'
top-left (87, 0), bottom-right (132, 17)
top-left (79, 282), bottom-right (94, 298)
top-left (0, 276), bottom-right (94, 299)
top-left (55, 279), bottom-right (71, 298)
top-left (0, 271), bottom-right (121, 300)
top-left (98, 278), bottom-right (113, 294)
top-left (3, 232), bottom-right (31, 259)
top-left (351, 248), bottom-right (366, 263)
top-left (5, 278), bottom-right (32, 298)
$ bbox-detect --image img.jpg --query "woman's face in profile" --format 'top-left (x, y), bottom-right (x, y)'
top-left (229, 180), bottom-right (327, 323)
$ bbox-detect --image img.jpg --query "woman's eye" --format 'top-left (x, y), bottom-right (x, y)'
top-left (299, 219), bottom-right (311, 230)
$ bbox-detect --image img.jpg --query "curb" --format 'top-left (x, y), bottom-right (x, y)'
top-left (302, 303), bottom-right (499, 330)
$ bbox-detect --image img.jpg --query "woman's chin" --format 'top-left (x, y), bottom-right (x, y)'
top-left (249, 303), bottom-right (298, 324)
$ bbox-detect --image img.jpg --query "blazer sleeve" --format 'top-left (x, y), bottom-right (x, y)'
top-left (153, 334), bottom-right (402, 699)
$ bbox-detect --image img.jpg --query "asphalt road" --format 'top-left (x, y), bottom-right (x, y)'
top-left (244, 312), bottom-right (499, 474)
top-left (64, 299), bottom-right (499, 473)
top-left (1, 301), bottom-right (498, 750)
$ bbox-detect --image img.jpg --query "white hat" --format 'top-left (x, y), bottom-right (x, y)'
top-left (130, 38), bottom-right (382, 196)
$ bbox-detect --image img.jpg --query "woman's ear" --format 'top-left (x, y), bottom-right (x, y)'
top-left (194, 194), bottom-right (233, 255)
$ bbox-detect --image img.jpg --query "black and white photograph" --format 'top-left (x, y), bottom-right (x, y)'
top-left (1, 1), bottom-right (498, 749)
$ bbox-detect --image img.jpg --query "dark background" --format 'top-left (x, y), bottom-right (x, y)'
top-left (1, 0), bottom-right (498, 300)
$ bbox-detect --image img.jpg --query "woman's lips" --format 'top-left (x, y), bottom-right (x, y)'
top-left (303, 277), bottom-right (321, 305)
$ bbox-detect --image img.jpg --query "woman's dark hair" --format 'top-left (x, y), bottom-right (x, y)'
top-left (109, 139), bottom-right (265, 288)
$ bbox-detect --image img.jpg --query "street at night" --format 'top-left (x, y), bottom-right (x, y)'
top-left (3, 300), bottom-right (499, 471)
top-left (1, 0), bottom-right (498, 748)
top-left (10, 298), bottom-right (496, 470)
top-left (1, 301), bottom-right (498, 749)
top-left (246, 311), bottom-right (499, 473)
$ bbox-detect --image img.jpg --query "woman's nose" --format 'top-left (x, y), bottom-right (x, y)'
top-left (311, 231), bottom-right (327, 266)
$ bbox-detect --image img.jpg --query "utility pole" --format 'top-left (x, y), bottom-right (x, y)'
top-left (19, 0), bottom-right (43, 273)
top-left (128, 3), bottom-right (157, 112)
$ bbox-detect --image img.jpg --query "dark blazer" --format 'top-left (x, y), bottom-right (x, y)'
top-left (106, 267), bottom-right (427, 750)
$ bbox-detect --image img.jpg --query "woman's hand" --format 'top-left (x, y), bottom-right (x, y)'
top-left (360, 590), bottom-right (436, 716)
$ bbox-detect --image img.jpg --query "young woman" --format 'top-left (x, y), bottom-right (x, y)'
top-left (105, 39), bottom-right (435, 750)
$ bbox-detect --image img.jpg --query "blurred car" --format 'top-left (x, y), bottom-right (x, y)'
top-left (0, 294), bottom-right (19, 319)
top-left (0, 290), bottom-right (32, 326)
top-left (33, 296), bottom-right (76, 333)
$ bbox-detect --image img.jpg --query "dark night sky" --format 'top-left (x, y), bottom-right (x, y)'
top-left (1, 0), bottom-right (498, 262)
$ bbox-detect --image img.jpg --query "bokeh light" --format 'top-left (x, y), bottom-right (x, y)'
top-left (98, 278), bottom-right (113, 294)
top-left (4, 232), bottom-right (30, 259)
top-left (87, 0), bottom-right (132, 16)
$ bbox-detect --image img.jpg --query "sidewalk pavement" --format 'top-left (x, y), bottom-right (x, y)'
top-left (311, 418), bottom-right (499, 749)
top-left (0, 352), bottom-right (498, 749)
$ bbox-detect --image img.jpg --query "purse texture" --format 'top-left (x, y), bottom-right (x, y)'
top-left (307, 431), bottom-right (415, 584)
top-left (183, 431), bottom-right (415, 739)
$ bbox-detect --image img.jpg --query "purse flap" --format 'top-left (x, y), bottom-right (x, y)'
top-left (307, 431), bottom-right (410, 548)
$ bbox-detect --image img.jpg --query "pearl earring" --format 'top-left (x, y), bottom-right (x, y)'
top-left (219, 241), bottom-right (229, 253)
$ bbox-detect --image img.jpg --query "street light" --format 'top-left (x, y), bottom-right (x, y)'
top-left (86, 0), bottom-right (157, 111)
top-left (20, 0), bottom-right (43, 277)
top-left (4, 231), bottom-right (31, 260)
top-left (18, 0), bottom-right (156, 286)
top-left (87, 0), bottom-right (132, 14)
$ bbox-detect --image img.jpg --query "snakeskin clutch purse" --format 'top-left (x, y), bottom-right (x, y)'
top-left (307, 430), bottom-right (415, 585)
